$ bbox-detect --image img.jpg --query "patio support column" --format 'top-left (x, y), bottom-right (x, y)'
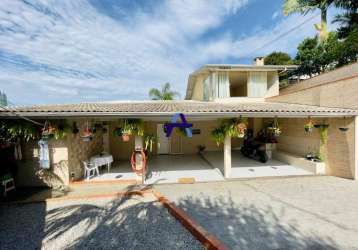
top-left (134, 135), bottom-right (144, 183)
top-left (355, 116), bottom-right (358, 180)
top-left (224, 135), bottom-right (231, 178)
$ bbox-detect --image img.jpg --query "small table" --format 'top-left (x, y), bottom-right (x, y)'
top-left (90, 154), bottom-right (113, 172)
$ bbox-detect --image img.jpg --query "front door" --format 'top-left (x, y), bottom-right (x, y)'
top-left (157, 124), bottom-right (170, 154)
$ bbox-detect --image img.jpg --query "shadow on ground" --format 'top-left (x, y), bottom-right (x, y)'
top-left (176, 194), bottom-right (339, 250)
top-left (0, 184), bottom-right (202, 250)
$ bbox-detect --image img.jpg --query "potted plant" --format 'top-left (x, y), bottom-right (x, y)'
top-left (304, 119), bottom-right (315, 133)
top-left (54, 122), bottom-right (71, 140)
top-left (236, 119), bottom-right (248, 138)
top-left (80, 121), bottom-right (94, 142)
top-left (80, 128), bottom-right (93, 142)
top-left (120, 120), bottom-right (132, 142)
top-left (120, 119), bottom-right (144, 142)
top-left (339, 117), bottom-right (349, 132)
top-left (41, 123), bottom-right (56, 139)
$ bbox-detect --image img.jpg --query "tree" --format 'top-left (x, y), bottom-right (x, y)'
top-left (333, 0), bottom-right (358, 38)
top-left (336, 28), bottom-right (358, 66)
top-left (295, 32), bottom-right (342, 76)
top-left (148, 82), bottom-right (180, 100)
top-left (283, 0), bottom-right (334, 40)
top-left (264, 52), bottom-right (293, 65)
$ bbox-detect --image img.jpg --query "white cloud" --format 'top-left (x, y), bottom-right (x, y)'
top-left (0, 0), bottom-right (335, 105)
top-left (272, 10), bottom-right (280, 20)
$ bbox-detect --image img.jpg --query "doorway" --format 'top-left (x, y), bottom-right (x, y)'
top-left (157, 124), bottom-right (170, 154)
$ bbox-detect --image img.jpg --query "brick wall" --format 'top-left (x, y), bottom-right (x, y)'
top-left (268, 63), bottom-right (358, 109)
top-left (276, 117), bottom-right (355, 179)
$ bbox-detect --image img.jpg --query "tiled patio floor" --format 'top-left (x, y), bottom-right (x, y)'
top-left (91, 154), bottom-right (225, 184)
top-left (202, 151), bottom-right (314, 179)
top-left (89, 152), bottom-right (313, 184)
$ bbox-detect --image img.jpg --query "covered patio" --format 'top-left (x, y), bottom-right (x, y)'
top-left (90, 154), bottom-right (225, 184)
top-left (88, 152), bottom-right (314, 184)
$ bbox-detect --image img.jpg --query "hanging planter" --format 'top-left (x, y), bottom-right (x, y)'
top-left (41, 122), bottom-right (56, 139)
top-left (339, 117), bottom-right (349, 132)
top-left (119, 119), bottom-right (144, 142)
top-left (304, 119), bottom-right (315, 133)
top-left (236, 122), bottom-right (247, 138)
top-left (80, 121), bottom-right (94, 142)
top-left (122, 133), bottom-right (130, 142)
top-left (268, 118), bottom-right (281, 137)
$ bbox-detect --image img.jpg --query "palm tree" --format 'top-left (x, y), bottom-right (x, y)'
top-left (332, 0), bottom-right (358, 38)
top-left (283, 0), bottom-right (334, 41)
top-left (149, 82), bottom-right (180, 100)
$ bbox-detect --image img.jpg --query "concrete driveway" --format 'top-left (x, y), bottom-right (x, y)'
top-left (155, 176), bottom-right (358, 250)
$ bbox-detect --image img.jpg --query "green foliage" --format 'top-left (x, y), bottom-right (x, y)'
top-left (264, 52), bottom-right (293, 65)
top-left (315, 124), bottom-right (329, 162)
top-left (211, 118), bottom-right (248, 146)
top-left (333, 0), bottom-right (358, 39)
top-left (294, 32), bottom-right (351, 76)
top-left (53, 122), bottom-right (71, 140)
top-left (113, 127), bottom-right (122, 137)
top-left (0, 120), bottom-right (40, 142)
top-left (336, 27), bottom-right (358, 66)
top-left (211, 126), bottom-right (226, 146)
top-left (120, 119), bottom-right (144, 136)
top-left (283, 0), bottom-right (334, 40)
top-left (143, 133), bottom-right (159, 153)
top-left (149, 82), bottom-right (180, 100)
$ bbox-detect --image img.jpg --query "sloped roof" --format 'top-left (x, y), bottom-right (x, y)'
top-left (1, 100), bottom-right (357, 117)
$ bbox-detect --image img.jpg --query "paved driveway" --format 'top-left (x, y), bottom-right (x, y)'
top-left (0, 193), bottom-right (203, 250)
top-left (155, 176), bottom-right (358, 250)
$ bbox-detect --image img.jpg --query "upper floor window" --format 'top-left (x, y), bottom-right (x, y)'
top-left (203, 72), bottom-right (230, 101)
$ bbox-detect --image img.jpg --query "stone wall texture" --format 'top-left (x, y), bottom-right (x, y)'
top-left (16, 120), bottom-right (103, 187)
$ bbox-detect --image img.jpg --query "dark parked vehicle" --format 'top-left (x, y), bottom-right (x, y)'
top-left (241, 130), bottom-right (268, 163)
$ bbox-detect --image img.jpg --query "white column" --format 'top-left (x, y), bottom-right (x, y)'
top-left (134, 135), bottom-right (144, 183)
top-left (224, 135), bottom-right (232, 178)
top-left (355, 116), bottom-right (358, 180)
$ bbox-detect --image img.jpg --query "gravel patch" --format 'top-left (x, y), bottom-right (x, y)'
top-left (0, 194), bottom-right (204, 250)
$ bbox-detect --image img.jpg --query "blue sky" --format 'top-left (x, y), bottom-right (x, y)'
top-left (0, 0), bottom-right (339, 105)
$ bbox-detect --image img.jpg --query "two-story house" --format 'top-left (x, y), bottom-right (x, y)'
top-left (1, 60), bottom-right (357, 187)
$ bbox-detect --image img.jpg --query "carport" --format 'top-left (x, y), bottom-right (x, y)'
top-left (202, 151), bottom-right (314, 179)
top-left (90, 154), bottom-right (225, 184)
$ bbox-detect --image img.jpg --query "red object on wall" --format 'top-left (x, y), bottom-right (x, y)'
top-left (130, 150), bottom-right (147, 175)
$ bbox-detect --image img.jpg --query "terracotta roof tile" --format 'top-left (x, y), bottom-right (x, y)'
top-left (1, 101), bottom-right (357, 117)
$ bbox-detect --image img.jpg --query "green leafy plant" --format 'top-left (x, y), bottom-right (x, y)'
top-left (211, 118), bottom-right (248, 146)
top-left (315, 124), bottom-right (329, 161)
top-left (144, 133), bottom-right (159, 153)
top-left (267, 118), bottom-right (281, 137)
top-left (1, 121), bottom-right (40, 142)
top-left (113, 127), bottom-right (122, 137)
top-left (211, 126), bottom-right (226, 146)
top-left (304, 119), bottom-right (315, 133)
top-left (121, 119), bottom-right (144, 136)
top-left (53, 122), bottom-right (71, 140)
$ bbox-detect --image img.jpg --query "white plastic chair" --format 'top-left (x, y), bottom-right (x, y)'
top-left (83, 161), bottom-right (99, 180)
